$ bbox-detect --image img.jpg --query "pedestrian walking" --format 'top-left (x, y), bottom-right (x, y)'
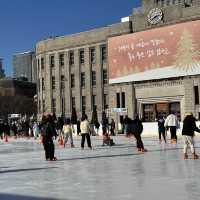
top-left (164, 112), bottom-right (179, 144)
top-left (80, 114), bottom-right (92, 150)
top-left (62, 118), bottom-right (75, 148)
top-left (157, 116), bottom-right (167, 143)
top-left (182, 112), bottom-right (200, 159)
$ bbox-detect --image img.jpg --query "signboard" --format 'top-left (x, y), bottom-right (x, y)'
top-left (111, 108), bottom-right (128, 113)
top-left (108, 20), bottom-right (200, 84)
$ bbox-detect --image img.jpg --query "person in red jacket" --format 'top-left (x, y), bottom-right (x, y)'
top-left (182, 112), bottom-right (200, 159)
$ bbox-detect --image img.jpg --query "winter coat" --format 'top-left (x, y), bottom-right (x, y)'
top-left (80, 120), bottom-right (90, 134)
top-left (164, 114), bottom-right (179, 127)
top-left (131, 119), bottom-right (143, 135)
top-left (182, 115), bottom-right (200, 136)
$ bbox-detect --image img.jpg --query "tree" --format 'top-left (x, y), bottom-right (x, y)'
top-left (174, 29), bottom-right (200, 72)
top-left (91, 106), bottom-right (99, 125)
top-left (71, 107), bottom-right (77, 124)
top-left (0, 67), bottom-right (5, 79)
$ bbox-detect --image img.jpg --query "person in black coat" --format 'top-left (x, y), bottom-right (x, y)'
top-left (157, 116), bottom-right (166, 143)
top-left (42, 115), bottom-right (57, 161)
top-left (131, 115), bottom-right (147, 152)
top-left (182, 112), bottom-right (200, 159)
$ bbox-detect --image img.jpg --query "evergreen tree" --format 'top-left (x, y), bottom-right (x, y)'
top-left (71, 107), bottom-right (77, 124)
top-left (174, 29), bottom-right (200, 72)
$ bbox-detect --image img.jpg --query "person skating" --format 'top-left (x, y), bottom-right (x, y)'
top-left (80, 114), bottom-right (92, 150)
top-left (42, 115), bottom-right (57, 161)
top-left (62, 118), bottom-right (75, 148)
top-left (157, 116), bottom-right (167, 143)
top-left (164, 112), bottom-right (179, 144)
top-left (131, 115), bottom-right (147, 152)
top-left (182, 112), bottom-right (200, 159)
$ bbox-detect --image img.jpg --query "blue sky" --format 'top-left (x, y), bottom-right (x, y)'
top-left (0, 0), bottom-right (141, 76)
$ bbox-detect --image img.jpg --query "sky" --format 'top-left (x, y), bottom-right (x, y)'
top-left (0, 0), bottom-right (141, 76)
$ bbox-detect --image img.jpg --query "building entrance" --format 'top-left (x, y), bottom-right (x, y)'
top-left (143, 102), bottom-right (180, 122)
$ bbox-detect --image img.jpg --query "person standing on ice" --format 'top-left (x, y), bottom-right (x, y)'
top-left (182, 112), bottom-right (200, 159)
top-left (164, 112), bottom-right (179, 144)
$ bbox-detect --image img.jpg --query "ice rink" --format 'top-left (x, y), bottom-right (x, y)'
top-left (0, 135), bottom-right (200, 200)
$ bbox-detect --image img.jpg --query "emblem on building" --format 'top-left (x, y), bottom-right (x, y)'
top-left (147, 8), bottom-right (163, 25)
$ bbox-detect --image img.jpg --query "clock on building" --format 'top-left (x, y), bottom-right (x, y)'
top-left (147, 8), bottom-right (163, 25)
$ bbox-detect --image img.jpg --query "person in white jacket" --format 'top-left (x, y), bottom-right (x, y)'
top-left (80, 114), bottom-right (92, 150)
top-left (164, 113), bottom-right (179, 143)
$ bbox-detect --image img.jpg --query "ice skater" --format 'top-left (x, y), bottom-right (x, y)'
top-left (182, 112), bottom-right (200, 159)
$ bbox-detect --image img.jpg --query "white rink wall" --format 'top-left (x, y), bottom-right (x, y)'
top-left (72, 122), bottom-right (200, 137)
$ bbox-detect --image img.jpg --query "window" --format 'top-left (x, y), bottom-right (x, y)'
top-left (90, 48), bottom-right (96, 64)
top-left (41, 58), bottom-right (44, 69)
top-left (92, 95), bottom-right (96, 110)
top-left (79, 49), bottom-right (85, 64)
top-left (101, 46), bottom-right (107, 63)
top-left (42, 78), bottom-right (45, 91)
top-left (194, 86), bottom-right (199, 105)
top-left (61, 98), bottom-right (65, 114)
top-left (50, 55), bottom-right (55, 68)
top-left (104, 94), bottom-right (108, 110)
top-left (122, 92), bottom-right (125, 108)
top-left (61, 75), bottom-right (65, 89)
top-left (59, 53), bottom-right (64, 67)
top-left (52, 76), bottom-right (55, 90)
top-left (69, 51), bottom-right (74, 65)
top-left (82, 96), bottom-right (86, 111)
top-left (92, 71), bottom-right (96, 86)
top-left (52, 99), bottom-right (56, 113)
top-left (143, 104), bottom-right (154, 122)
top-left (81, 72), bottom-right (85, 88)
top-left (72, 97), bottom-right (76, 109)
top-left (116, 93), bottom-right (120, 108)
top-left (71, 74), bottom-right (75, 88)
top-left (103, 69), bottom-right (108, 84)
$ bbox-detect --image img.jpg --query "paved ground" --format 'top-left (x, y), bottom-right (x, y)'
top-left (0, 135), bottom-right (200, 200)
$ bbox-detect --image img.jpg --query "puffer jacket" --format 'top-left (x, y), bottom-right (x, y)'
top-left (80, 120), bottom-right (90, 134)
top-left (182, 115), bottom-right (200, 136)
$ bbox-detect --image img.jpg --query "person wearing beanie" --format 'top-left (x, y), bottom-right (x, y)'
top-left (182, 112), bottom-right (200, 159)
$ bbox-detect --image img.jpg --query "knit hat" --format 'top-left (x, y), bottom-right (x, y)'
top-left (185, 112), bottom-right (193, 117)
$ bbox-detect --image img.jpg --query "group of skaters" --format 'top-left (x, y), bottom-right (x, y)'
top-left (1, 110), bottom-right (200, 161)
top-left (156, 112), bottom-right (200, 159)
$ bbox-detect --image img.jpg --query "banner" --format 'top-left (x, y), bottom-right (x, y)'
top-left (108, 20), bottom-right (200, 84)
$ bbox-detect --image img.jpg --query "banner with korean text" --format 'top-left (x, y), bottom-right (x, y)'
top-left (108, 20), bottom-right (200, 84)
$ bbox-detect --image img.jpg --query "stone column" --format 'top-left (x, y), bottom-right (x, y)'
top-left (45, 54), bottom-right (52, 114)
top-left (74, 49), bottom-right (81, 114)
top-left (64, 51), bottom-right (71, 116)
top-left (54, 53), bottom-right (61, 115)
top-left (96, 45), bottom-right (103, 111)
top-left (85, 47), bottom-right (92, 113)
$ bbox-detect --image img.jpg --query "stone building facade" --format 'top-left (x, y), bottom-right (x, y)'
top-left (0, 78), bottom-right (37, 118)
top-left (13, 51), bottom-right (36, 83)
top-left (36, 0), bottom-right (200, 122)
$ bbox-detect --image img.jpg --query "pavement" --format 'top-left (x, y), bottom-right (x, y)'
top-left (0, 135), bottom-right (200, 200)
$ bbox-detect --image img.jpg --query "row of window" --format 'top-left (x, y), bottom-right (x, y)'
top-left (155, 0), bottom-right (192, 6)
top-left (37, 46), bottom-right (107, 71)
top-left (38, 70), bottom-right (108, 91)
top-left (39, 94), bottom-right (108, 114)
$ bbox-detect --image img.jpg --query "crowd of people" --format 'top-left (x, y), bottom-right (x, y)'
top-left (0, 111), bottom-right (200, 161)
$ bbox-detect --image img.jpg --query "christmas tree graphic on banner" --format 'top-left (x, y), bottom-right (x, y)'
top-left (174, 29), bottom-right (200, 72)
